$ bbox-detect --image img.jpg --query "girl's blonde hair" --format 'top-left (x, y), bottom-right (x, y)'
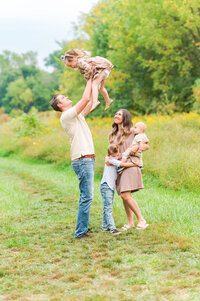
top-left (61, 49), bottom-right (91, 62)
top-left (109, 109), bottom-right (133, 145)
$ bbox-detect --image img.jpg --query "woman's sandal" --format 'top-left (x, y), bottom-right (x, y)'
top-left (121, 224), bottom-right (134, 231)
top-left (136, 221), bottom-right (149, 230)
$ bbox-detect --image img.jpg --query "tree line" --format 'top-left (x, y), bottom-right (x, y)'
top-left (1, 0), bottom-right (200, 116)
top-left (0, 51), bottom-right (59, 114)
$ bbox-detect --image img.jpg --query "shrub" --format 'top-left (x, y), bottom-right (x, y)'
top-left (14, 112), bottom-right (49, 138)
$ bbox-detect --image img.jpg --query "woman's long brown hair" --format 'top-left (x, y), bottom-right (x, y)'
top-left (108, 109), bottom-right (133, 145)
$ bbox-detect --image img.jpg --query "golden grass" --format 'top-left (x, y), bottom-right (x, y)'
top-left (0, 112), bottom-right (199, 191)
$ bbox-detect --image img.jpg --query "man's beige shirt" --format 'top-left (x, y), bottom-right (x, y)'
top-left (60, 106), bottom-right (94, 160)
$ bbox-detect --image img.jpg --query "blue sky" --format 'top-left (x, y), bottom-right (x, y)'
top-left (0, 0), bottom-right (97, 69)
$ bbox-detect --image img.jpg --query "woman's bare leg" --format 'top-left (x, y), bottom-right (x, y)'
top-left (122, 199), bottom-right (134, 226)
top-left (121, 191), bottom-right (145, 224)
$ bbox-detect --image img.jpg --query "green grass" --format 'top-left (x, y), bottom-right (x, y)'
top-left (0, 156), bottom-right (200, 300)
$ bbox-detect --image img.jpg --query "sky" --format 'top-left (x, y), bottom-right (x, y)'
top-left (0, 0), bottom-right (98, 69)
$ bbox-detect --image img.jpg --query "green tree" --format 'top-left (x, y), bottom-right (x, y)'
top-left (2, 78), bottom-right (33, 112)
top-left (78, 0), bottom-right (200, 114)
top-left (26, 72), bottom-right (57, 112)
top-left (0, 51), bottom-right (59, 113)
top-left (44, 49), bottom-right (63, 71)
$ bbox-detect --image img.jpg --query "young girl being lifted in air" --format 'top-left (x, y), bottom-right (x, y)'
top-left (61, 49), bottom-right (114, 112)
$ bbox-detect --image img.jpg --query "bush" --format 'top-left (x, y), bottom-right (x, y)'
top-left (14, 112), bottom-right (49, 138)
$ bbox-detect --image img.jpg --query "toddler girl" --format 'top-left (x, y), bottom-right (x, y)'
top-left (61, 49), bottom-right (114, 112)
top-left (121, 122), bottom-right (149, 170)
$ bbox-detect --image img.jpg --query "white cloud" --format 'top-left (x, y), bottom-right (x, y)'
top-left (0, 0), bottom-right (96, 21)
top-left (0, 0), bottom-right (97, 69)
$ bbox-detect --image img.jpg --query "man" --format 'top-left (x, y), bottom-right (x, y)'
top-left (50, 78), bottom-right (94, 239)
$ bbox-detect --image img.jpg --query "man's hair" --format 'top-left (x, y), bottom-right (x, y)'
top-left (108, 144), bottom-right (119, 156)
top-left (50, 94), bottom-right (62, 112)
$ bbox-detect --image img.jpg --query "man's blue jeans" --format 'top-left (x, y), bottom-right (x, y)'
top-left (72, 157), bottom-right (95, 238)
top-left (100, 182), bottom-right (116, 231)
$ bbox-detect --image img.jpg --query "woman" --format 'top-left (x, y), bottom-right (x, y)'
top-left (108, 109), bottom-right (149, 230)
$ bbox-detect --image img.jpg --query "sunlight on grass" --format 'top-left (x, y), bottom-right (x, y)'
top-left (0, 157), bottom-right (200, 300)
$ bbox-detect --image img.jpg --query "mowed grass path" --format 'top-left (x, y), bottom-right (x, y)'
top-left (0, 157), bottom-right (199, 301)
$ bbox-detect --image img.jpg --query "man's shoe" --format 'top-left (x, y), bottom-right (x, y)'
top-left (87, 228), bottom-right (94, 233)
top-left (110, 229), bottom-right (121, 235)
top-left (76, 233), bottom-right (92, 239)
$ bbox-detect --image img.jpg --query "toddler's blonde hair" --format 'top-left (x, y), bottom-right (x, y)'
top-left (135, 122), bottom-right (147, 132)
top-left (61, 49), bottom-right (91, 62)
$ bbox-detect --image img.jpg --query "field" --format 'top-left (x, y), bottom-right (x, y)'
top-left (1, 0), bottom-right (200, 298)
top-left (0, 112), bottom-right (200, 191)
top-left (0, 112), bottom-right (200, 300)
top-left (0, 156), bottom-right (200, 300)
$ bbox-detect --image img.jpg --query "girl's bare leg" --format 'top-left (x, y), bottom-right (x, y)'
top-left (90, 72), bottom-right (106, 112)
top-left (91, 71), bottom-right (113, 112)
top-left (92, 72), bottom-right (106, 103)
top-left (121, 191), bottom-right (145, 224)
top-left (99, 79), bottom-right (111, 105)
top-left (100, 78), bottom-right (113, 111)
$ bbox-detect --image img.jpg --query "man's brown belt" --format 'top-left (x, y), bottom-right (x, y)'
top-left (73, 154), bottom-right (95, 161)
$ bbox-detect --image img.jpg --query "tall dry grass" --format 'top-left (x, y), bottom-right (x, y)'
top-left (0, 111), bottom-right (199, 191)
top-left (143, 113), bottom-right (200, 191)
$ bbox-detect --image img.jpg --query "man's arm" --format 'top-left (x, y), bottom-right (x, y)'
top-left (75, 78), bottom-right (92, 115)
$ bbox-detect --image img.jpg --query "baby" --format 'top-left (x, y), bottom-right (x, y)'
top-left (61, 49), bottom-right (114, 112)
top-left (101, 144), bottom-right (139, 235)
top-left (121, 122), bottom-right (149, 170)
